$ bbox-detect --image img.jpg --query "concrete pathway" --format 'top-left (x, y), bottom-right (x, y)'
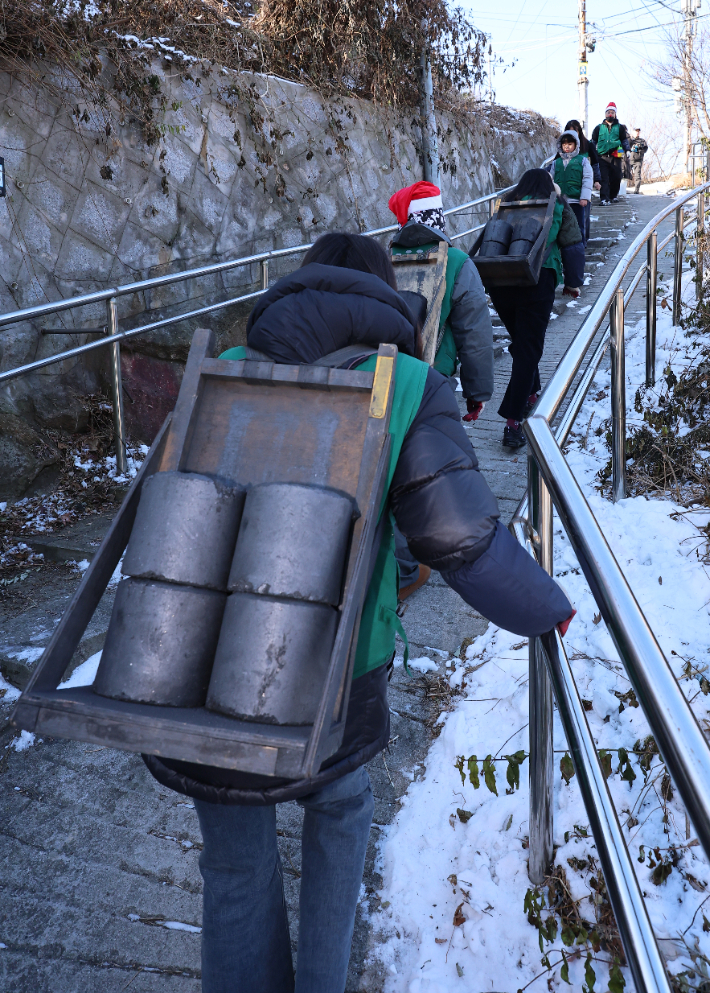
top-left (0, 193), bottom-right (676, 992)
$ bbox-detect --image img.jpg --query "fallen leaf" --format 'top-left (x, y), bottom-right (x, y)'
top-left (686, 873), bottom-right (706, 892)
top-left (593, 612), bottom-right (601, 625)
top-left (457, 808), bottom-right (473, 823)
top-left (453, 903), bottom-right (466, 927)
top-left (435, 937), bottom-right (447, 945)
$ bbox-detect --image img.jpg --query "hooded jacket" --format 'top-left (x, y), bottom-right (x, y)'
top-left (144, 263), bottom-right (573, 806)
top-left (548, 131), bottom-right (594, 203)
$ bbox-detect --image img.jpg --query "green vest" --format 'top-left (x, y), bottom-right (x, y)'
top-left (596, 122), bottom-right (621, 156)
top-left (554, 156), bottom-right (585, 200)
top-left (217, 346), bottom-right (429, 680)
top-left (433, 246), bottom-right (469, 379)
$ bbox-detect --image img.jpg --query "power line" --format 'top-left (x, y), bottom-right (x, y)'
top-left (601, 11), bottom-right (710, 36)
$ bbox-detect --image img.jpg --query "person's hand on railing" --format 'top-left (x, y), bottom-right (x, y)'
top-left (558, 608), bottom-right (577, 637)
top-left (562, 286), bottom-right (581, 299)
top-left (462, 399), bottom-right (485, 422)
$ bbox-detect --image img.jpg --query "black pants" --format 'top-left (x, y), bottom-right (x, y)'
top-left (489, 268), bottom-right (557, 422)
top-left (599, 157), bottom-right (622, 201)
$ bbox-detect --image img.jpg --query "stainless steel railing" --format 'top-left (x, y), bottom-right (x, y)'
top-left (515, 183), bottom-right (710, 992)
top-left (0, 155), bottom-right (554, 473)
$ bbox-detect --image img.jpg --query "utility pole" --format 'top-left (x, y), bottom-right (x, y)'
top-left (488, 41), bottom-right (493, 106)
top-left (578, 0), bottom-right (588, 133)
top-left (420, 39), bottom-right (440, 184)
top-left (681, 0), bottom-right (700, 174)
top-left (577, 0), bottom-right (595, 134)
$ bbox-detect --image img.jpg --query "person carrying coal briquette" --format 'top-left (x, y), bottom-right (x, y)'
top-left (591, 101), bottom-right (630, 204)
top-left (387, 180), bottom-right (495, 599)
top-left (143, 231), bottom-right (576, 993)
top-left (487, 169), bottom-right (585, 450)
top-left (547, 129), bottom-right (594, 247)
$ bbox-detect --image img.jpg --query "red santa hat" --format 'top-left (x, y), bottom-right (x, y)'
top-left (605, 101), bottom-right (617, 116)
top-left (388, 181), bottom-right (443, 226)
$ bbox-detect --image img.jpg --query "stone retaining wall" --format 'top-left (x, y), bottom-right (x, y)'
top-left (0, 63), bottom-right (555, 498)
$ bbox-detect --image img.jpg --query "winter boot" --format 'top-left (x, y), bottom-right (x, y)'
top-left (503, 420), bottom-right (526, 449)
top-left (523, 393), bottom-right (539, 418)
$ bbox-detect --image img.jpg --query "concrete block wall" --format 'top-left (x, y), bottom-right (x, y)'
top-left (0, 62), bottom-right (555, 497)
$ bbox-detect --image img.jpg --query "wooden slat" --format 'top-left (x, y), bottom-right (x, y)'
top-left (394, 244), bottom-right (448, 366)
top-left (201, 357), bottom-right (374, 392)
top-left (159, 327), bottom-right (215, 472)
top-left (183, 378), bottom-right (371, 497)
top-left (302, 343), bottom-right (397, 777)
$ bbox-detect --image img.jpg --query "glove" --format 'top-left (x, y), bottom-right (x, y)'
top-left (558, 609), bottom-right (577, 637)
top-left (462, 399), bottom-right (485, 422)
top-left (562, 286), bottom-right (580, 299)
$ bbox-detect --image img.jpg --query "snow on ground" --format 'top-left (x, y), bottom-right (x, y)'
top-left (60, 650), bottom-right (103, 689)
top-left (373, 281), bottom-right (710, 991)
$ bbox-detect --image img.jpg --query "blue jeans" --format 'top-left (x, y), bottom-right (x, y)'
top-left (569, 201), bottom-right (589, 247)
top-left (195, 765), bottom-right (374, 993)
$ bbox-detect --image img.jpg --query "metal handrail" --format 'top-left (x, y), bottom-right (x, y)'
top-left (514, 511), bottom-right (670, 993)
top-left (0, 155), bottom-right (553, 472)
top-left (534, 182), bottom-right (710, 426)
top-left (515, 185), bottom-right (710, 990)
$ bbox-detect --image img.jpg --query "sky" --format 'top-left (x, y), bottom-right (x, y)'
top-left (461, 0), bottom-right (693, 173)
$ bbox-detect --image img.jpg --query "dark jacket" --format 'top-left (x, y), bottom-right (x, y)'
top-left (144, 264), bottom-right (572, 806)
top-left (447, 258), bottom-right (495, 403)
top-left (591, 120), bottom-right (631, 156)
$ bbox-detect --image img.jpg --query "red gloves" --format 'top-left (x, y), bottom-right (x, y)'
top-left (558, 609), bottom-right (577, 637)
top-left (462, 399), bottom-right (484, 422)
top-left (562, 286), bottom-right (580, 299)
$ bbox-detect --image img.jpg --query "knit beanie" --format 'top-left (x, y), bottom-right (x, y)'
top-left (388, 181), bottom-right (445, 232)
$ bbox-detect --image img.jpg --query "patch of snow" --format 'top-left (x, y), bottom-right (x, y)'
top-left (60, 650), bottom-right (103, 689)
top-left (12, 730), bottom-right (38, 752)
top-left (374, 296), bottom-right (710, 991)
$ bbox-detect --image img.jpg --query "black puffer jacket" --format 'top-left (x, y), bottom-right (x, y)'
top-left (144, 264), bottom-right (572, 805)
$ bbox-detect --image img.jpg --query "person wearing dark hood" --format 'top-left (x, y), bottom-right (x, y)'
top-left (547, 129), bottom-right (594, 246)
top-left (591, 101), bottom-right (630, 204)
top-left (143, 231), bottom-right (576, 993)
top-left (486, 169), bottom-right (585, 449)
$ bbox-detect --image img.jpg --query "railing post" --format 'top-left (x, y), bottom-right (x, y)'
top-left (673, 205), bottom-right (684, 325)
top-left (261, 259), bottom-right (269, 291)
top-left (106, 296), bottom-right (127, 476)
top-left (528, 457), bottom-right (554, 884)
top-left (610, 287), bottom-right (626, 503)
top-left (698, 190), bottom-right (706, 302)
top-left (646, 232), bottom-right (657, 387)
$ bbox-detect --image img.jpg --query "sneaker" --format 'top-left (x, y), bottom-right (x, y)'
top-left (503, 423), bottom-right (526, 449)
top-left (600, 199), bottom-right (611, 206)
